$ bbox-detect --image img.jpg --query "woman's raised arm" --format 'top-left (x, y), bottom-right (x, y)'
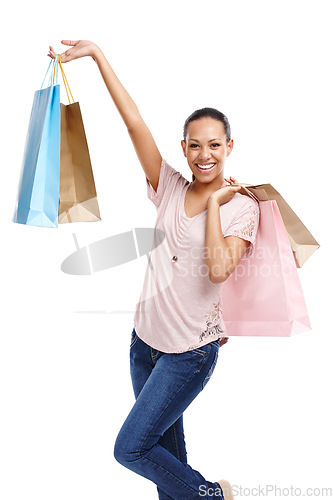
top-left (48, 40), bottom-right (162, 191)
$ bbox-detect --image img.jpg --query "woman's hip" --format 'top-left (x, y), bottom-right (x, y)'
top-left (130, 328), bottom-right (220, 402)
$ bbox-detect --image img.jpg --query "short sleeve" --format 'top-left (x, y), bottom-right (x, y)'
top-left (146, 158), bottom-right (181, 208)
top-left (224, 197), bottom-right (260, 259)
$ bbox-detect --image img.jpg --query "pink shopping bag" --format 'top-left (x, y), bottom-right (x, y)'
top-left (220, 198), bottom-right (311, 337)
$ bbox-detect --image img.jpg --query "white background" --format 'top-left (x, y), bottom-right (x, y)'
top-left (1, 1), bottom-right (332, 498)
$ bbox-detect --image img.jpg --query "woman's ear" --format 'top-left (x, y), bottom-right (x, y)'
top-left (227, 139), bottom-right (234, 156)
top-left (181, 140), bottom-right (187, 157)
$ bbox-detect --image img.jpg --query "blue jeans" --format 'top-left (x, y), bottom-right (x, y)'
top-left (114, 328), bottom-right (224, 499)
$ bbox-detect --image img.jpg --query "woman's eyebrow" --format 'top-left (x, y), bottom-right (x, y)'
top-left (189, 138), bottom-right (222, 142)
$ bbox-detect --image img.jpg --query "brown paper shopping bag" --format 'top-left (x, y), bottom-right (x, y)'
top-left (57, 60), bottom-right (101, 224)
top-left (238, 183), bottom-right (319, 267)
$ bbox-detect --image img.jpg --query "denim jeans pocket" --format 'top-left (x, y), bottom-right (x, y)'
top-left (192, 338), bottom-right (220, 355)
top-left (202, 351), bottom-right (219, 390)
top-left (211, 339), bottom-right (220, 349)
top-left (130, 328), bottom-right (138, 348)
top-left (191, 346), bottom-right (209, 356)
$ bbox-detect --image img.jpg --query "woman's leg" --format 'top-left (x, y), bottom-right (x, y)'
top-left (129, 328), bottom-right (187, 499)
top-left (156, 415), bottom-right (187, 499)
top-left (115, 331), bottom-right (223, 499)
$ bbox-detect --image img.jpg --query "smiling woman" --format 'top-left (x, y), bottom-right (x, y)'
top-left (47, 40), bottom-right (258, 500)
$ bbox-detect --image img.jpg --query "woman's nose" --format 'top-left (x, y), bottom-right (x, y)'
top-left (199, 147), bottom-right (211, 159)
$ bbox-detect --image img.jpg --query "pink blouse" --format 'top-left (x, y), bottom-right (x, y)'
top-left (133, 158), bottom-right (260, 353)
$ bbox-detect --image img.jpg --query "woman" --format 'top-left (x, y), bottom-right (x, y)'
top-left (48, 40), bottom-right (259, 499)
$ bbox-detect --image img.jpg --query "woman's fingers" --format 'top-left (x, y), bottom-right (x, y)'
top-left (61, 40), bottom-right (79, 46)
top-left (47, 46), bottom-right (71, 63)
top-left (227, 177), bottom-right (240, 186)
top-left (48, 46), bottom-right (57, 59)
top-left (225, 176), bottom-right (238, 183)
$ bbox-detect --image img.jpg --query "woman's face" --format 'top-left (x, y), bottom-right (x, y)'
top-left (181, 117), bottom-right (233, 186)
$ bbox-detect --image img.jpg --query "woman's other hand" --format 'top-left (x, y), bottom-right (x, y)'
top-left (219, 337), bottom-right (229, 347)
top-left (208, 175), bottom-right (241, 207)
top-left (48, 40), bottom-right (100, 63)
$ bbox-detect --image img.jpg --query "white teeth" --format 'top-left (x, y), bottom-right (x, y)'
top-left (197, 163), bottom-right (215, 170)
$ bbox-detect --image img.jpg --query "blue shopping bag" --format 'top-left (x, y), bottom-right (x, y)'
top-left (13, 56), bottom-right (61, 228)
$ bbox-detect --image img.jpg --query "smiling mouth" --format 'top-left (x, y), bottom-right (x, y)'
top-left (195, 162), bottom-right (216, 172)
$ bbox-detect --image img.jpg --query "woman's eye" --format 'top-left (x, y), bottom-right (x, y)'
top-left (189, 143), bottom-right (220, 148)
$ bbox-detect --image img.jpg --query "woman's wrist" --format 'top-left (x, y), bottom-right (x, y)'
top-left (91, 44), bottom-right (103, 63)
top-left (207, 194), bottom-right (220, 210)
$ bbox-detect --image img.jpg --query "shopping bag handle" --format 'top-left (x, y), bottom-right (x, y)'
top-left (233, 182), bottom-right (260, 203)
top-left (52, 55), bottom-right (75, 104)
top-left (40, 54), bottom-right (59, 91)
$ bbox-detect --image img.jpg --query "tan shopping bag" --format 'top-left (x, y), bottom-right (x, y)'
top-left (57, 60), bottom-right (101, 224)
top-left (238, 183), bottom-right (319, 267)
